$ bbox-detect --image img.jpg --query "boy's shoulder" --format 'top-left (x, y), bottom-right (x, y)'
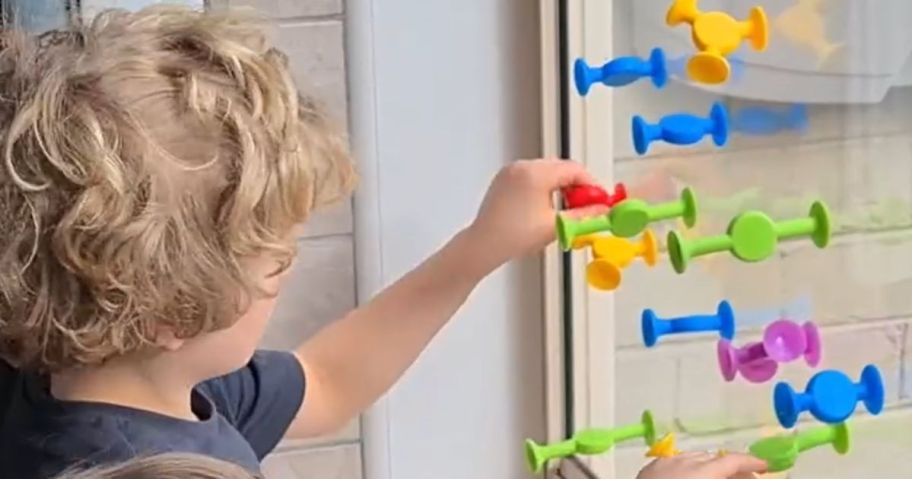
top-left (0, 350), bottom-right (305, 479)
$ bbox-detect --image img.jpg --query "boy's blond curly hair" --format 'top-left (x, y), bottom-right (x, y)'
top-left (0, 6), bottom-right (354, 372)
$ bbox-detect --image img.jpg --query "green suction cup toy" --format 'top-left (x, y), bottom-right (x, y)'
top-left (524, 437), bottom-right (575, 474)
top-left (524, 410), bottom-right (657, 473)
top-left (556, 213), bottom-right (612, 251)
top-left (556, 188), bottom-right (698, 251)
top-left (609, 187), bottom-right (698, 238)
top-left (749, 422), bottom-right (850, 473)
top-left (667, 200), bottom-right (831, 273)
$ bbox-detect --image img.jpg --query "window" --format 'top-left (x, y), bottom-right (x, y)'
top-left (542, 1), bottom-right (912, 478)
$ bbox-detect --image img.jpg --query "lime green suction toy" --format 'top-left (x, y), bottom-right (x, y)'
top-left (749, 422), bottom-right (850, 473)
top-left (608, 186), bottom-right (698, 238)
top-left (667, 200), bottom-right (831, 273)
top-left (524, 410), bottom-right (657, 473)
top-left (556, 214), bottom-right (613, 252)
top-left (556, 187), bottom-right (698, 250)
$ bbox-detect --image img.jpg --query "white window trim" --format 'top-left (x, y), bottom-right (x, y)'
top-left (541, 1), bottom-right (617, 477)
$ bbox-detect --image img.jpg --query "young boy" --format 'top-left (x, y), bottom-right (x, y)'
top-left (0, 6), bottom-right (766, 479)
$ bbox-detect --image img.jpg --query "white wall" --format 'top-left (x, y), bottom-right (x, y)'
top-left (347, 2), bottom-right (546, 478)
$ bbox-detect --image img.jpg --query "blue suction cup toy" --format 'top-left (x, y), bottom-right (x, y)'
top-left (773, 364), bottom-right (885, 428)
top-left (574, 48), bottom-right (668, 96)
top-left (642, 300), bottom-right (736, 348)
top-left (631, 101), bottom-right (729, 155)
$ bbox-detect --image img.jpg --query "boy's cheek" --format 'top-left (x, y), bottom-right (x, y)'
top-left (262, 265), bottom-right (293, 296)
top-left (199, 297), bottom-right (279, 375)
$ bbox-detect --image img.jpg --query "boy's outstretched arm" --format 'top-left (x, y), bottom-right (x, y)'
top-left (287, 159), bottom-right (598, 438)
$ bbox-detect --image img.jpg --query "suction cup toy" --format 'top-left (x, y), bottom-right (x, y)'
top-left (642, 300), bottom-right (736, 348)
top-left (524, 410), bottom-right (657, 473)
top-left (632, 102), bottom-right (728, 155)
top-left (608, 186), bottom-right (698, 238)
top-left (666, 0), bottom-right (769, 84)
top-left (717, 320), bottom-right (821, 383)
top-left (563, 183), bottom-right (627, 209)
top-left (573, 230), bottom-right (659, 291)
top-left (667, 200), bottom-right (831, 273)
top-left (749, 423), bottom-right (851, 473)
top-left (646, 433), bottom-right (681, 458)
top-left (574, 48), bottom-right (668, 96)
top-left (556, 186), bottom-right (697, 249)
top-left (773, 365), bottom-right (885, 428)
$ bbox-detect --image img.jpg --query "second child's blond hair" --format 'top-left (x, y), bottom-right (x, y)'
top-left (54, 453), bottom-right (261, 479)
top-left (0, 6), bottom-right (354, 372)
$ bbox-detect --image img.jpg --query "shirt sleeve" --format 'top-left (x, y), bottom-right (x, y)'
top-left (197, 350), bottom-right (306, 459)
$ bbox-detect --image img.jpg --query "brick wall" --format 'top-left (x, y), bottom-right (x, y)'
top-left (602, 31), bottom-right (912, 479)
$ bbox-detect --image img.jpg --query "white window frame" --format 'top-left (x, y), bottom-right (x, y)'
top-left (540, 1), bottom-right (617, 477)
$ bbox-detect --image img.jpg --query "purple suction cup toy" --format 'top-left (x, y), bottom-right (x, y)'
top-left (717, 340), bottom-right (779, 383)
top-left (763, 320), bottom-right (809, 363)
top-left (716, 319), bottom-right (823, 384)
top-left (803, 322), bottom-right (822, 367)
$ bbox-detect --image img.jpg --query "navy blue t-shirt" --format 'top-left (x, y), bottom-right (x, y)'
top-left (0, 350), bottom-right (306, 479)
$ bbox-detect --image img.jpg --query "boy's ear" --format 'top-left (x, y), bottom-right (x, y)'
top-left (152, 326), bottom-right (185, 351)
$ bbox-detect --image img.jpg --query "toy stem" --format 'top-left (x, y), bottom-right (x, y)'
top-left (610, 422), bottom-right (647, 442)
top-left (855, 381), bottom-right (869, 401)
top-left (573, 428), bottom-right (617, 455)
top-left (793, 391), bottom-right (814, 415)
top-left (795, 425), bottom-right (838, 452)
top-left (684, 234), bottom-right (734, 257)
top-left (575, 215), bottom-right (613, 237)
top-left (738, 20), bottom-right (755, 39)
top-left (649, 201), bottom-right (685, 221)
top-left (667, 315), bottom-right (721, 333)
top-left (538, 439), bottom-right (579, 459)
top-left (776, 217), bottom-right (816, 240)
top-left (736, 342), bottom-right (768, 363)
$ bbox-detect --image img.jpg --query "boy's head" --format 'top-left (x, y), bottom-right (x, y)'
top-left (0, 6), bottom-right (354, 374)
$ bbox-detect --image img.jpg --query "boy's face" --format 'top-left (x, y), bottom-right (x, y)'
top-left (177, 255), bottom-right (292, 378)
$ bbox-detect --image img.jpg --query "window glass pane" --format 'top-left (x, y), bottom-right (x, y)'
top-left (4, 1), bottom-right (69, 32)
top-left (568, 2), bottom-right (912, 478)
top-left (81, 0), bottom-right (204, 17)
top-left (2, 0), bottom-right (205, 32)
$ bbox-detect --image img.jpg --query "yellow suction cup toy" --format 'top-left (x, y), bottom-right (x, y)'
top-left (666, 0), bottom-right (769, 84)
top-left (646, 433), bottom-right (681, 458)
top-left (575, 230), bottom-right (659, 291)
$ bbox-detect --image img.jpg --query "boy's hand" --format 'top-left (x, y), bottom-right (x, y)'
top-left (465, 159), bottom-right (603, 272)
top-left (637, 452), bottom-right (768, 479)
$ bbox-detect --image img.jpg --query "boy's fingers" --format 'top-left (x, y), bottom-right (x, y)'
top-left (702, 454), bottom-right (768, 477)
top-left (560, 204), bottom-right (610, 219)
top-left (532, 159), bottom-right (597, 189)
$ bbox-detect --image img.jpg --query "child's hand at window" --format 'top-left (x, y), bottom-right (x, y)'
top-left (466, 158), bottom-right (605, 273)
top-left (636, 452), bottom-right (768, 479)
